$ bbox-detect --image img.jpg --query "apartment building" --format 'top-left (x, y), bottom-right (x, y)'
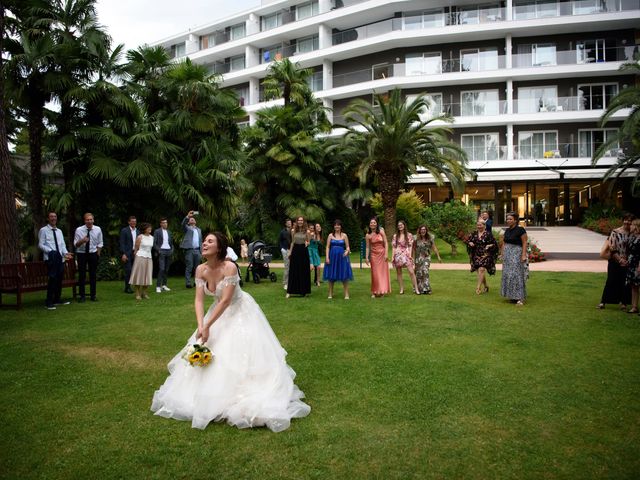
top-left (154, 0), bottom-right (640, 225)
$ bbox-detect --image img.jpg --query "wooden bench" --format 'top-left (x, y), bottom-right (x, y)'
top-left (0, 260), bottom-right (77, 309)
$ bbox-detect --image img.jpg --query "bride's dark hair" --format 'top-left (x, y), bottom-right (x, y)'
top-left (207, 231), bottom-right (228, 261)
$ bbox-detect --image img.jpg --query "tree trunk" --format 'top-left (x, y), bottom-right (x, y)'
top-left (28, 93), bottom-right (45, 242)
top-left (59, 99), bottom-right (77, 240)
top-left (0, 6), bottom-right (21, 264)
top-left (378, 169), bottom-right (402, 240)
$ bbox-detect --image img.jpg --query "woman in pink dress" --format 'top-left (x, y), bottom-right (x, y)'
top-left (392, 220), bottom-right (419, 294)
top-left (365, 217), bottom-right (391, 298)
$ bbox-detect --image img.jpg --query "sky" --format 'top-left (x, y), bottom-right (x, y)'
top-left (95, 0), bottom-right (261, 51)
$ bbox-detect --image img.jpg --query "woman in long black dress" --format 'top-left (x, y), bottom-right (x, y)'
top-left (597, 213), bottom-right (633, 310)
top-left (466, 218), bottom-right (498, 295)
top-left (286, 216), bottom-right (311, 298)
top-left (500, 212), bottom-right (528, 306)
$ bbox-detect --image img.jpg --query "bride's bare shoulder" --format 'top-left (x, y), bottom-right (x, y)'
top-left (223, 261), bottom-right (238, 277)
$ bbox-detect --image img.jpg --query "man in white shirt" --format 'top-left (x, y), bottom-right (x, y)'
top-left (180, 211), bottom-right (202, 288)
top-left (74, 212), bottom-right (104, 303)
top-left (38, 211), bottom-right (73, 310)
top-left (153, 218), bottom-right (174, 293)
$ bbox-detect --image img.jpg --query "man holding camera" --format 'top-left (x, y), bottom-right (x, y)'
top-left (180, 211), bottom-right (202, 288)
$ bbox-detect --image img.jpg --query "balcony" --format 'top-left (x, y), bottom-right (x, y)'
top-left (513, 0), bottom-right (640, 20)
top-left (512, 46), bottom-right (631, 68)
top-left (514, 95), bottom-right (619, 113)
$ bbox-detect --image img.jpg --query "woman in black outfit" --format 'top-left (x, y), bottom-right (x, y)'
top-left (597, 213), bottom-right (633, 310)
top-left (500, 212), bottom-right (528, 306)
top-left (286, 216), bottom-right (311, 298)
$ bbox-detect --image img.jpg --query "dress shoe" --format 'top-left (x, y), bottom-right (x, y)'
top-left (78, 297), bottom-right (86, 303)
top-left (124, 287), bottom-right (134, 294)
top-left (161, 285), bottom-right (171, 292)
top-left (186, 284), bottom-right (193, 289)
top-left (90, 297), bottom-right (98, 302)
top-left (54, 301), bottom-right (71, 305)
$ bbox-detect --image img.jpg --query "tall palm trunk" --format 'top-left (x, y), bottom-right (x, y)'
top-left (0, 6), bottom-right (21, 264)
top-left (378, 169), bottom-right (401, 240)
top-left (59, 99), bottom-right (77, 239)
top-left (27, 90), bottom-right (46, 241)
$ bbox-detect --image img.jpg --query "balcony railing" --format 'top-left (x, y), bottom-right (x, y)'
top-left (512, 46), bottom-right (632, 68)
top-left (514, 95), bottom-right (620, 113)
top-left (513, 0), bottom-right (640, 20)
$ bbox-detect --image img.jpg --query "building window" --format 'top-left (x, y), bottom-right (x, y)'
top-left (261, 12), bottom-right (282, 31)
top-left (460, 48), bottom-right (499, 72)
top-left (372, 63), bottom-right (392, 80)
top-left (406, 93), bottom-right (443, 118)
top-left (578, 83), bottom-right (618, 110)
top-left (403, 9), bottom-right (445, 29)
top-left (518, 131), bottom-right (558, 159)
top-left (230, 54), bottom-right (245, 72)
top-left (230, 23), bottom-right (246, 40)
top-left (578, 129), bottom-right (618, 157)
top-left (461, 90), bottom-right (500, 116)
top-left (461, 133), bottom-right (500, 161)
top-left (307, 71), bottom-right (323, 92)
top-left (260, 44), bottom-right (284, 64)
top-left (295, 34), bottom-right (319, 54)
top-left (296, 1), bottom-right (319, 20)
top-left (577, 39), bottom-right (606, 63)
top-left (169, 42), bottom-right (186, 58)
top-left (514, 0), bottom-right (559, 20)
top-left (517, 86), bottom-right (558, 113)
top-left (405, 52), bottom-right (442, 75)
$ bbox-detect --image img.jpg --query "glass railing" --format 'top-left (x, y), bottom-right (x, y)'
top-left (513, 0), bottom-right (640, 20)
top-left (260, 41), bottom-right (320, 64)
top-left (514, 142), bottom-right (626, 159)
top-left (513, 95), bottom-right (621, 113)
top-left (512, 46), bottom-right (633, 68)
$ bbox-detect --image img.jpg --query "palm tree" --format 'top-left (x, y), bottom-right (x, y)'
top-left (261, 58), bottom-right (314, 107)
top-left (0, 1), bottom-right (21, 263)
top-left (339, 89), bottom-right (471, 238)
top-left (593, 55), bottom-right (640, 196)
top-left (243, 59), bottom-right (333, 242)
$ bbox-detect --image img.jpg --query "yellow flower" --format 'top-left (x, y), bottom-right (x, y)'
top-left (202, 352), bottom-right (212, 365)
top-left (189, 352), bottom-right (202, 365)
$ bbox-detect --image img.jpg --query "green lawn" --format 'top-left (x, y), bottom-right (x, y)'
top-left (1, 270), bottom-right (639, 479)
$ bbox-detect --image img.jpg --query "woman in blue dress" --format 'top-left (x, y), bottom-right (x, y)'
top-left (323, 219), bottom-right (353, 299)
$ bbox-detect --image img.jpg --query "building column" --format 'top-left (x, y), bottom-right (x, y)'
top-left (506, 123), bottom-right (514, 160)
top-left (319, 0), bottom-right (332, 13)
top-left (249, 112), bottom-right (257, 126)
top-left (185, 34), bottom-right (199, 55)
top-left (323, 59), bottom-right (333, 90)
top-left (319, 23), bottom-right (332, 50)
top-left (505, 34), bottom-right (512, 69)
top-left (247, 13), bottom-right (260, 35)
top-left (249, 77), bottom-right (260, 105)
top-left (323, 98), bottom-right (334, 123)
top-left (506, 0), bottom-right (513, 21)
top-left (245, 44), bottom-right (259, 68)
top-left (506, 79), bottom-right (513, 114)
top-left (563, 182), bottom-right (571, 225)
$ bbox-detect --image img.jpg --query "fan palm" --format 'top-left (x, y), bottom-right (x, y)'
top-left (339, 89), bottom-right (471, 238)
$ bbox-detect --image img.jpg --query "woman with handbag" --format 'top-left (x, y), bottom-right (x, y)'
top-left (597, 213), bottom-right (634, 310)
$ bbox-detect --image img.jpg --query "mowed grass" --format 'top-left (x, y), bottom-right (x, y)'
top-left (0, 269), bottom-right (639, 479)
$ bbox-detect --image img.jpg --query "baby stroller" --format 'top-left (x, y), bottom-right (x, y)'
top-left (245, 240), bottom-right (277, 284)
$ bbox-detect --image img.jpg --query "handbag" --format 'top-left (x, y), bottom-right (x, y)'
top-left (599, 238), bottom-right (611, 260)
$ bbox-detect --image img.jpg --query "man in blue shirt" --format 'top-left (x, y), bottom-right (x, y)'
top-left (180, 211), bottom-right (202, 288)
top-left (38, 212), bottom-right (73, 310)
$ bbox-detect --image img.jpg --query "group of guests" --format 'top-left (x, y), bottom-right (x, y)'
top-left (276, 211), bottom-right (528, 305)
top-left (598, 213), bottom-right (640, 314)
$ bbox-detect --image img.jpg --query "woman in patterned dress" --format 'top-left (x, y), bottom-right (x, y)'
top-left (365, 217), bottom-right (391, 298)
top-left (413, 225), bottom-right (441, 295)
top-left (597, 213), bottom-right (633, 310)
top-left (500, 212), bottom-right (528, 306)
top-left (625, 218), bottom-right (640, 314)
top-left (391, 220), bottom-right (419, 295)
top-left (466, 218), bottom-right (498, 295)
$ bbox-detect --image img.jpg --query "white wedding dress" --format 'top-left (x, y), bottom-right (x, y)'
top-left (151, 274), bottom-right (310, 432)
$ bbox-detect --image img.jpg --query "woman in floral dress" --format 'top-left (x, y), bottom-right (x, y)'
top-left (598, 213), bottom-right (633, 310)
top-left (625, 218), bottom-right (640, 314)
top-left (413, 225), bottom-right (441, 294)
top-left (466, 218), bottom-right (498, 295)
top-left (391, 220), bottom-right (419, 294)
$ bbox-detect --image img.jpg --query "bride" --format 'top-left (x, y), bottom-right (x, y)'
top-left (151, 232), bottom-right (310, 432)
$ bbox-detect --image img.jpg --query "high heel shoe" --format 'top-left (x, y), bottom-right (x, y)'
top-left (484, 286), bottom-right (489, 294)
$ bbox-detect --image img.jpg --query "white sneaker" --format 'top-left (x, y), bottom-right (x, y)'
top-left (156, 287), bottom-right (161, 293)
top-left (162, 285), bottom-right (171, 292)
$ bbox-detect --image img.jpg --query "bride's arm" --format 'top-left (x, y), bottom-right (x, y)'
top-left (194, 264), bottom-right (206, 341)
top-left (200, 262), bottom-right (238, 343)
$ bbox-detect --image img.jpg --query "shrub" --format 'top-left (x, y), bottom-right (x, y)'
top-left (96, 256), bottom-right (122, 281)
top-left (527, 240), bottom-right (546, 263)
top-left (580, 204), bottom-right (622, 235)
top-left (423, 201), bottom-right (476, 256)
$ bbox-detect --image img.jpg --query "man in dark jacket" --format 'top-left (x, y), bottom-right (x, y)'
top-left (119, 216), bottom-right (138, 293)
top-left (153, 217), bottom-right (174, 293)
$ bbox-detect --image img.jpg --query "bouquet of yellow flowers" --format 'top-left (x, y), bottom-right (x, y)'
top-left (183, 344), bottom-right (213, 367)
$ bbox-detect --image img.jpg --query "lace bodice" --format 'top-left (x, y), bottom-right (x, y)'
top-left (195, 274), bottom-right (241, 299)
